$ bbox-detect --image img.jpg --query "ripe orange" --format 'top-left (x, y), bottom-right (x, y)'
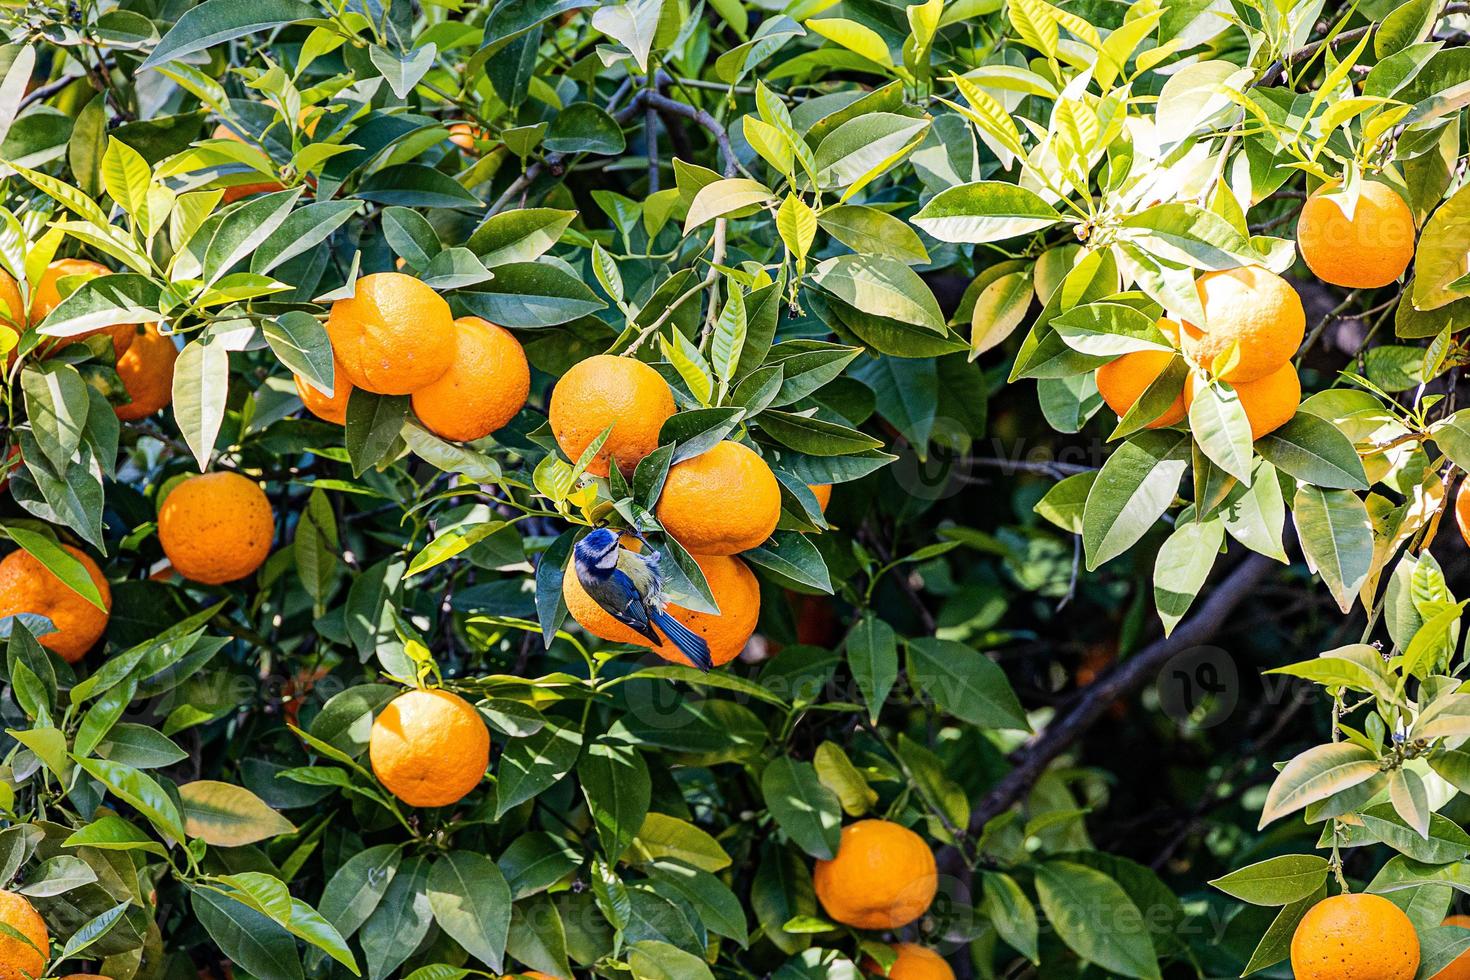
top-left (0, 889), bottom-right (47, 980)
top-left (1184, 361), bottom-right (1299, 440)
top-left (809, 484), bottom-right (832, 512)
top-left (449, 123), bottom-right (486, 152)
top-left (32, 259), bottom-right (135, 357)
top-left (157, 472), bottom-right (274, 585)
top-left (0, 544), bottom-right (110, 663)
top-left (1457, 481), bottom-right (1470, 550)
top-left (549, 354), bottom-right (675, 477)
top-left (1298, 181), bottom-right (1415, 289)
top-left (867, 944), bottom-right (954, 980)
top-left (369, 688), bottom-right (489, 807)
top-left (0, 270), bottom-right (22, 330)
top-left (294, 364), bottom-right (353, 425)
top-left (655, 441), bottom-right (780, 555)
top-left (325, 272), bottom-right (456, 394)
top-left (411, 317), bottom-right (529, 441)
top-left (813, 819), bottom-right (938, 930)
top-left (1095, 348), bottom-right (1186, 429)
top-left (563, 548), bottom-right (759, 667)
top-left (1290, 893), bottom-right (1418, 980)
top-left (1181, 267), bottom-right (1304, 383)
top-left (1438, 914), bottom-right (1470, 980)
top-left (113, 324), bottom-right (178, 421)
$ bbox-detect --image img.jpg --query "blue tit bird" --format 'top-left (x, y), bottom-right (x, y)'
top-left (571, 527), bottom-right (713, 672)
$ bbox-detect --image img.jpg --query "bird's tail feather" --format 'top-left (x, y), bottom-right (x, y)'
top-left (650, 609), bottom-right (713, 672)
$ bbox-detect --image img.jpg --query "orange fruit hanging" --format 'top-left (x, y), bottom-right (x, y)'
top-left (157, 472), bottom-right (275, 585)
top-left (1289, 893), bottom-right (1419, 980)
top-left (655, 441), bottom-right (780, 555)
top-left (813, 819), bottom-right (938, 930)
top-left (865, 944), bottom-right (955, 980)
top-left (369, 688), bottom-right (490, 808)
top-left (31, 259), bottom-right (136, 357)
top-left (0, 890), bottom-right (47, 980)
top-left (1184, 361), bottom-right (1300, 440)
top-left (412, 317), bottom-right (529, 441)
top-left (114, 324), bottom-right (178, 421)
top-left (0, 544), bottom-right (111, 663)
top-left (1180, 267), bottom-right (1304, 383)
top-left (809, 484), bottom-right (832, 512)
top-left (295, 363), bottom-right (353, 425)
top-left (1458, 480), bottom-right (1470, 550)
top-left (549, 354), bottom-right (675, 477)
top-left (563, 547), bottom-right (759, 667)
top-left (0, 271), bottom-right (22, 331)
top-left (325, 272), bottom-right (456, 395)
top-left (1095, 348), bottom-right (1186, 428)
top-left (1297, 180), bottom-right (1416, 289)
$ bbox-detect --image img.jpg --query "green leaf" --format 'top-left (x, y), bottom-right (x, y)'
top-left (683, 177), bottom-right (774, 232)
top-left (1081, 430), bottom-right (1189, 570)
top-left (811, 253), bottom-right (943, 331)
top-left (265, 310), bottom-right (333, 393)
top-left (846, 614), bottom-right (897, 724)
top-left (627, 939), bottom-right (716, 980)
top-left (2, 524), bottom-right (105, 610)
top-left (630, 813), bottom-right (731, 872)
top-left (1241, 888), bottom-right (1322, 976)
top-left (141, 0), bottom-right (317, 70)
top-left (911, 180), bottom-right (1065, 243)
top-left (579, 739), bottom-right (651, 860)
top-left (1255, 414), bottom-right (1369, 490)
top-left (493, 720), bottom-right (583, 818)
top-left (817, 205), bottom-right (929, 264)
top-left (761, 758), bottom-right (842, 860)
top-left (1292, 486), bottom-right (1373, 614)
top-left (1033, 471), bottom-right (1096, 534)
top-left (20, 362), bottom-right (89, 471)
top-left (179, 780), bottom-right (296, 846)
top-left (73, 756), bottom-right (188, 844)
top-left (982, 871), bottom-right (1039, 964)
top-left (458, 262), bottom-right (606, 328)
top-left (1259, 742), bottom-right (1381, 828)
top-left (906, 637), bottom-right (1029, 731)
top-left (426, 851), bottom-right (512, 973)
top-left (172, 337), bottom-right (230, 470)
top-left (468, 208), bottom-right (577, 267)
top-left (1154, 517), bottom-right (1223, 635)
top-left (1209, 855), bottom-right (1330, 906)
top-left (1035, 862), bottom-right (1160, 980)
top-left (1188, 380), bottom-right (1254, 482)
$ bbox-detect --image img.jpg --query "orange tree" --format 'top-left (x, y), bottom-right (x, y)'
top-left (1, 0), bottom-right (1470, 977)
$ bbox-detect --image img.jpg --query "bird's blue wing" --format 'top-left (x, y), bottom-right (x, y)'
top-left (602, 567), bottom-right (662, 645)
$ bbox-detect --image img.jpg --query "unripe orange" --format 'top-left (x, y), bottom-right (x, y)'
top-left (1289, 893), bottom-right (1418, 980)
top-left (411, 317), bottom-right (529, 441)
top-left (656, 441), bottom-right (780, 555)
top-left (1183, 361), bottom-right (1300, 440)
top-left (158, 472), bottom-right (274, 585)
top-left (1181, 267), bottom-right (1304, 383)
top-left (813, 820), bottom-right (937, 930)
top-left (0, 545), bottom-right (110, 663)
top-left (1298, 181), bottom-right (1415, 289)
top-left (369, 688), bottom-right (489, 808)
top-left (549, 354), bottom-right (675, 477)
top-left (294, 365), bottom-right (352, 425)
top-left (325, 272), bottom-right (456, 395)
top-left (114, 324), bottom-right (178, 421)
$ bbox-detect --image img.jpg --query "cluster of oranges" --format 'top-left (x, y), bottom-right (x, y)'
top-left (2, 259), bottom-right (178, 423)
top-left (298, 272), bottom-right (530, 445)
top-left (548, 353), bottom-right (786, 668)
top-left (0, 470), bottom-right (274, 662)
top-left (1094, 179), bottom-right (1416, 442)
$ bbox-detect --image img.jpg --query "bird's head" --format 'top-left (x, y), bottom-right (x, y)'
top-left (575, 527), bottom-right (622, 571)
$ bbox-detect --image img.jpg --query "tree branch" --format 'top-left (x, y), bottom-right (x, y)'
top-left (966, 553), bottom-right (1275, 833)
